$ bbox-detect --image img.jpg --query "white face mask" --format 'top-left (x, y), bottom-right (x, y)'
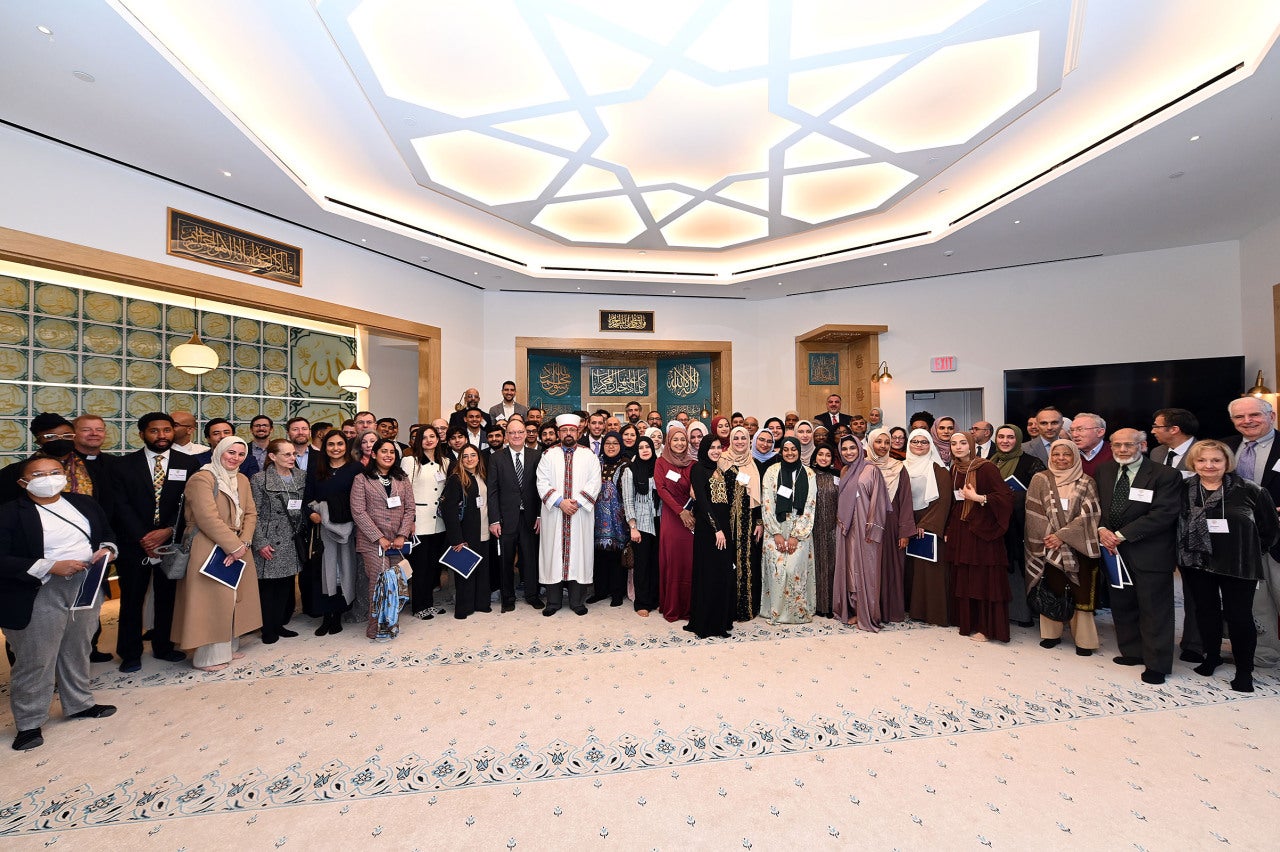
top-left (25, 474), bottom-right (67, 498)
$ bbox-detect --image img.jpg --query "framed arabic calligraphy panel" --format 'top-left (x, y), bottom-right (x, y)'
top-left (167, 208), bottom-right (302, 286)
top-left (599, 310), bottom-right (654, 333)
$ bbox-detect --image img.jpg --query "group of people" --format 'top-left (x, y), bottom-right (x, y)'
top-left (3, 383), bottom-right (1278, 753)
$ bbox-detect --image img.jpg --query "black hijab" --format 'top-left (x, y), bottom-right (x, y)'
top-left (809, 442), bottom-right (839, 475)
top-left (599, 431), bottom-right (627, 481)
top-left (774, 436), bottom-right (809, 522)
top-left (697, 433), bottom-right (720, 470)
top-left (630, 436), bottom-right (656, 495)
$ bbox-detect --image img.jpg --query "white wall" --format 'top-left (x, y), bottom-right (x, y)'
top-left (1240, 212), bottom-right (1280, 382)
top-left (365, 333), bottom-right (419, 430)
top-left (0, 125), bottom-right (483, 415)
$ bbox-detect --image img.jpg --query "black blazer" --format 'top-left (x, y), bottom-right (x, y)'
top-left (487, 446), bottom-right (541, 531)
top-left (0, 493), bottom-right (116, 629)
top-left (441, 475), bottom-right (485, 549)
top-left (110, 449), bottom-right (202, 553)
top-left (449, 410), bottom-right (493, 433)
top-left (1223, 431), bottom-right (1280, 558)
top-left (1095, 458), bottom-right (1182, 573)
top-left (813, 412), bottom-right (852, 430)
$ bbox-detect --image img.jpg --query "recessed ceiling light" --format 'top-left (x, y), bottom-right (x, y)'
top-left (473, 271), bottom-right (479, 275)
top-left (937, 188), bottom-right (948, 194)
top-left (360, 238), bottom-right (367, 243)
top-left (419, 255), bottom-right (430, 262)
top-left (576, 286), bottom-right (581, 290)
top-left (1169, 171), bottom-right (1185, 179)
top-left (671, 290), bottom-right (677, 294)
top-left (943, 250), bottom-right (954, 256)
top-left (638, 250), bottom-right (646, 255)
top-left (1189, 135), bottom-right (1200, 142)
top-left (882, 262), bottom-right (889, 266)
top-left (72, 70), bottom-right (95, 83)
top-left (1013, 219), bottom-right (1021, 224)
top-left (36, 25), bottom-right (52, 35)
top-left (221, 170), bottom-right (232, 177)
top-left (777, 281), bottom-right (783, 286)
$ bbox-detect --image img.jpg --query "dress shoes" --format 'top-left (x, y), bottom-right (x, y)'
top-left (572, 605), bottom-right (588, 616)
top-left (501, 601), bottom-right (515, 613)
top-left (1179, 649), bottom-right (1206, 663)
top-left (1112, 655), bottom-right (1143, 667)
top-left (276, 628), bottom-right (299, 639)
top-left (542, 606), bottom-right (559, 617)
top-left (585, 593), bottom-right (608, 604)
top-left (1039, 638), bottom-right (1061, 649)
top-left (261, 634), bottom-right (279, 645)
top-left (119, 658), bottom-right (142, 673)
top-left (1140, 669), bottom-right (1166, 685)
top-left (153, 650), bottom-right (187, 663)
top-left (69, 704), bottom-right (117, 719)
top-left (89, 650), bottom-right (113, 663)
top-left (1075, 647), bottom-right (1094, 657)
top-left (12, 728), bottom-right (43, 751)
top-left (525, 597), bottom-right (545, 609)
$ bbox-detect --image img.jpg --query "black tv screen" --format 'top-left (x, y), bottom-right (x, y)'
top-left (1004, 356), bottom-right (1246, 441)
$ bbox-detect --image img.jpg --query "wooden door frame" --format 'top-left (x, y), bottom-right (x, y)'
top-left (795, 324), bottom-right (889, 417)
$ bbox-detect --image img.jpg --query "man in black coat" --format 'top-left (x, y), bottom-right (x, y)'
top-left (813, 393), bottom-right (852, 430)
top-left (1223, 395), bottom-right (1280, 668)
top-left (1096, 427), bottom-right (1183, 685)
top-left (110, 412), bottom-right (201, 673)
top-left (488, 419), bottom-right (543, 611)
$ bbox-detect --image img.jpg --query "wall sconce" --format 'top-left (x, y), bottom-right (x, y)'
top-left (1246, 370), bottom-right (1272, 398)
top-left (871, 361), bottom-right (893, 384)
top-left (170, 299), bottom-right (219, 375)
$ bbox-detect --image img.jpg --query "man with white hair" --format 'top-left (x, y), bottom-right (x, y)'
top-left (536, 414), bottom-right (602, 616)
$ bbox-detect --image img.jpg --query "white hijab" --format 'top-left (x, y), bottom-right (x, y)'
top-left (201, 436), bottom-right (248, 528)
top-left (902, 428), bottom-right (944, 511)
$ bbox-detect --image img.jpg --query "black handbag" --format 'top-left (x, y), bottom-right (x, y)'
top-left (1027, 578), bottom-right (1074, 622)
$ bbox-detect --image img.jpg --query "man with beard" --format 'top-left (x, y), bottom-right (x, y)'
top-left (241, 414), bottom-right (275, 477)
top-left (536, 414), bottom-right (601, 616)
top-left (488, 380), bottom-right (529, 424)
top-left (625, 401), bottom-right (643, 425)
top-left (1096, 427), bottom-right (1182, 685)
top-left (647, 410), bottom-right (664, 429)
top-left (110, 412), bottom-right (200, 672)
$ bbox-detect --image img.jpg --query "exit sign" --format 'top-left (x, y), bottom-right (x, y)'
top-left (931, 356), bottom-right (957, 372)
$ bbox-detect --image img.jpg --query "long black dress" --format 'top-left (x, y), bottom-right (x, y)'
top-left (1003, 452), bottom-right (1045, 624)
top-left (687, 460), bottom-right (737, 638)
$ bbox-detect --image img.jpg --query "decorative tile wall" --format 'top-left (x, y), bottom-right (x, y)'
top-left (0, 274), bottom-right (356, 466)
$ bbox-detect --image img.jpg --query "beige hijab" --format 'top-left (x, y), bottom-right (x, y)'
top-left (718, 425), bottom-right (761, 507)
top-left (201, 436), bottom-right (248, 529)
top-left (865, 427), bottom-right (904, 494)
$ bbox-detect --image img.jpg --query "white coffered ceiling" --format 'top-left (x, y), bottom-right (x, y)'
top-left (2, 1), bottom-right (1280, 298)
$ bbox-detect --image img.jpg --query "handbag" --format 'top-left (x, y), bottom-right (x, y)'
top-left (158, 492), bottom-right (192, 580)
top-left (1026, 577), bottom-right (1074, 622)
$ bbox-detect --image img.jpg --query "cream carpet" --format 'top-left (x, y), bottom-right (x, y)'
top-left (1, 592), bottom-right (1277, 850)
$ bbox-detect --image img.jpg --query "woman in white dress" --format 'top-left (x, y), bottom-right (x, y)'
top-left (761, 436), bottom-right (818, 624)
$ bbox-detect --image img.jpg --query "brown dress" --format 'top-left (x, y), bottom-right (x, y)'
top-left (171, 470), bottom-right (262, 651)
top-left (812, 470), bottom-right (839, 617)
top-left (907, 465), bottom-right (954, 626)
top-left (945, 462), bottom-right (1015, 642)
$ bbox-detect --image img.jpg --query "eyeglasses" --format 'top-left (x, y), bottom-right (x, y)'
top-left (24, 469), bottom-right (64, 479)
top-left (1110, 441), bottom-right (1141, 449)
top-left (1149, 424), bottom-right (1171, 430)
top-left (908, 439), bottom-right (931, 446)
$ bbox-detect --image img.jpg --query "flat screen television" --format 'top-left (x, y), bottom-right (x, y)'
top-left (1004, 355), bottom-right (1246, 441)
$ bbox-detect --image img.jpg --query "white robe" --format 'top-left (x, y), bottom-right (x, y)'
top-left (536, 444), bottom-right (602, 585)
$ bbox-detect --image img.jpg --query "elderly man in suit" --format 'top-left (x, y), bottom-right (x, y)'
top-left (1096, 427), bottom-right (1183, 685)
top-left (110, 412), bottom-right (201, 673)
top-left (1222, 396), bottom-right (1280, 669)
top-left (488, 418), bottom-right (543, 612)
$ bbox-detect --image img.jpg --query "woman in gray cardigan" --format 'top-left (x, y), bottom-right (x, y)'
top-left (251, 439), bottom-right (306, 644)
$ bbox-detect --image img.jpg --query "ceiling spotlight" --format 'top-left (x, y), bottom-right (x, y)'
top-left (419, 255), bottom-right (430, 262)
top-left (1013, 219), bottom-right (1021, 224)
top-left (360, 238), bottom-right (367, 243)
top-left (882, 262), bottom-right (889, 267)
top-left (72, 70), bottom-right (95, 83)
top-left (943, 250), bottom-right (954, 257)
top-left (1169, 171), bottom-right (1185, 179)
top-left (638, 250), bottom-right (647, 256)
top-left (36, 25), bottom-right (52, 35)
top-left (1189, 135), bottom-right (1200, 142)
top-left (221, 170), bottom-right (232, 177)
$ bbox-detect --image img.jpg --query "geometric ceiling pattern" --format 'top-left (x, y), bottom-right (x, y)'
top-left (331, 0), bottom-right (1057, 249)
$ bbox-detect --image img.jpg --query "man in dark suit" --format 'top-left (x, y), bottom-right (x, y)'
top-left (110, 412), bottom-right (200, 672)
top-left (577, 411), bottom-right (607, 455)
top-left (814, 393), bottom-right (852, 430)
top-left (1148, 407), bottom-right (1203, 662)
top-left (488, 418), bottom-right (543, 612)
top-left (488, 380), bottom-right (530, 424)
top-left (1096, 427), bottom-right (1183, 685)
top-left (285, 417), bottom-right (321, 476)
top-left (449, 389), bottom-right (492, 432)
top-left (1223, 396), bottom-right (1280, 669)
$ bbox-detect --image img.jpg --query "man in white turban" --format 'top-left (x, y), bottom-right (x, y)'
top-left (536, 414), bottom-right (602, 616)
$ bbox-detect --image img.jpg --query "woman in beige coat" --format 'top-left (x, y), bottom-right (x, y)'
top-left (171, 436), bottom-right (262, 671)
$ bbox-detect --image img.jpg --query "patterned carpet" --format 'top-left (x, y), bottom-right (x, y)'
top-left (1, 598), bottom-right (1277, 849)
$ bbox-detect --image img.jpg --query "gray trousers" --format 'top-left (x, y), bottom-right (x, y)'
top-left (1251, 554), bottom-right (1280, 668)
top-left (3, 573), bottom-right (100, 730)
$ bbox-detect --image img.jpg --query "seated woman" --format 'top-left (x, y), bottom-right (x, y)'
top-left (761, 437), bottom-right (818, 625)
top-left (1024, 439), bottom-right (1102, 656)
top-left (0, 455), bottom-right (119, 751)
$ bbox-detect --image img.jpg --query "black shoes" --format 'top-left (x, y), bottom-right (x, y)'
top-left (315, 613), bottom-right (344, 635)
top-left (1179, 649), bottom-right (1206, 663)
top-left (154, 650), bottom-right (187, 663)
top-left (572, 605), bottom-right (588, 616)
top-left (1141, 670), bottom-right (1166, 685)
top-left (69, 704), bottom-right (117, 719)
top-left (119, 658), bottom-right (141, 673)
top-left (1039, 638), bottom-right (1061, 649)
top-left (501, 601), bottom-right (515, 613)
top-left (89, 650), bottom-right (113, 663)
top-left (525, 598), bottom-right (545, 609)
top-left (542, 606), bottom-right (558, 617)
top-left (261, 634), bottom-right (279, 645)
top-left (12, 728), bottom-right (42, 751)
top-left (1112, 655), bottom-right (1143, 667)
top-left (1076, 647), bottom-right (1093, 657)
top-left (1231, 673), bottom-right (1254, 692)
top-left (1193, 659), bottom-right (1221, 677)
top-left (277, 628), bottom-right (299, 639)
top-left (585, 594), bottom-right (608, 604)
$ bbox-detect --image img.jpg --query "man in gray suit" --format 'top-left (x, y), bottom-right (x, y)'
top-left (1022, 406), bottom-right (1066, 464)
top-left (1149, 407), bottom-right (1204, 662)
top-left (488, 380), bottom-right (530, 424)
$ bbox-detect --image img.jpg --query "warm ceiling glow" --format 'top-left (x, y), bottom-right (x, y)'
top-left (413, 131), bottom-right (565, 206)
top-left (834, 32), bottom-right (1041, 152)
top-left (494, 112), bottom-right (594, 152)
top-left (786, 56), bottom-right (905, 115)
top-left (642, 189), bottom-right (695, 222)
top-left (789, 0), bottom-right (987, 57)
top-left (547, 17), bottom-right (653, 97)
top-left (594, 73), bottom-right (796, 191)
top-left (784, 133), bottom-right (868, 169)
top-left (661, 201), bottom-right (769, 248)
top-left (556, 165), bottom-right (622, 198)
top-left (782, 162), bottom-right (917, 223)
top-left (718, 178), bottom-right (770, 211)
top-left (532, 196), bottom-right (647, 243)
top-left (350, 0), bottom-right (566, 117)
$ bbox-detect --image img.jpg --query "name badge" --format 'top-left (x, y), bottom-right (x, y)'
top-left (287, 499), bottom-right (303, 511)
top-left (1060, 498), bottom-right (1070, 511)
top-left (665, 469), bottom-right (681, 483)
top-left (1128, 487), bottom-right (1154, 503)
top-left (476, 496), bottom-right (485, 508)
top-left (435, 471), bottom-right (446, 483)
top-left (953, 489), bottom-right (965, 501)
top-left (386, 495), bottom-right (402, 508)
top-left (1272, 458), bottom-right (1280, 473)
top-left (777, 485), bottom-right (793, 499)
top-left (167, 468), bottom-right (187, 481)
top-left (1207, 518), bottom-right (1229, 533)
top-left (832, 477), bottom-right (840, 486)
top-left (736, 472), bottom-right (750, 485)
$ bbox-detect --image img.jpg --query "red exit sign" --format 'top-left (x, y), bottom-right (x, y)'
top-left (931, 356), bottom-right (957, 372)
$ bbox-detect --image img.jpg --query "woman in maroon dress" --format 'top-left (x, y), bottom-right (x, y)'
top-left (655, 423), bottom-right (696, 622)
top-left (945, 431), bottom-right (1014, 642)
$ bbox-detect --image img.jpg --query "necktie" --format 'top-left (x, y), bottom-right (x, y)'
top-left (975, 445), bottom-right (983, 458)
top-left (1108, 464), bottom-right (1130, 528)
top-left (152, 453), bottom-right (166, 524)
top-left (514, 451), bottom-right (524, 488)
top-left (1239, 441), bottom-right (1258, 482)
top-left (1164, 450), bottom-right (1176, 466)
top-left (593, 440), bottom-right (600, 455)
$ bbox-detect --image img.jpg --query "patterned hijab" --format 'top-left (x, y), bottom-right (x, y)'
top-left (989, 424), bottom-right (1025, 480)
top-left (865, 427), bottom-right (904, 493)
top-left (201, 436), bottom-right (247, 529)
top-left (719, 425), bottom-right (761, 507)
top-left (599, 431), bottom-right (627, 481)
top-left (931, 420), bottom-right (953, 465)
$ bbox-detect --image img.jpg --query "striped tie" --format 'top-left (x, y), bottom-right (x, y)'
top-left (152, 453), bottom-right (166, 524)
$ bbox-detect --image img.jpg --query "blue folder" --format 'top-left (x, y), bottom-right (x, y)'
top-left (72, 553), bottom-right (110, 610)
top-left (1004, 475), bottom-right (1027, 493)
top-left (1100, 548), bottom-right (1132, 589)
top-left (199, 546), bottom-right (247, 590)
top-left (439, 544), bottom-right (482, 579)
top-left (905, 531), bottom-right (938, 563)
